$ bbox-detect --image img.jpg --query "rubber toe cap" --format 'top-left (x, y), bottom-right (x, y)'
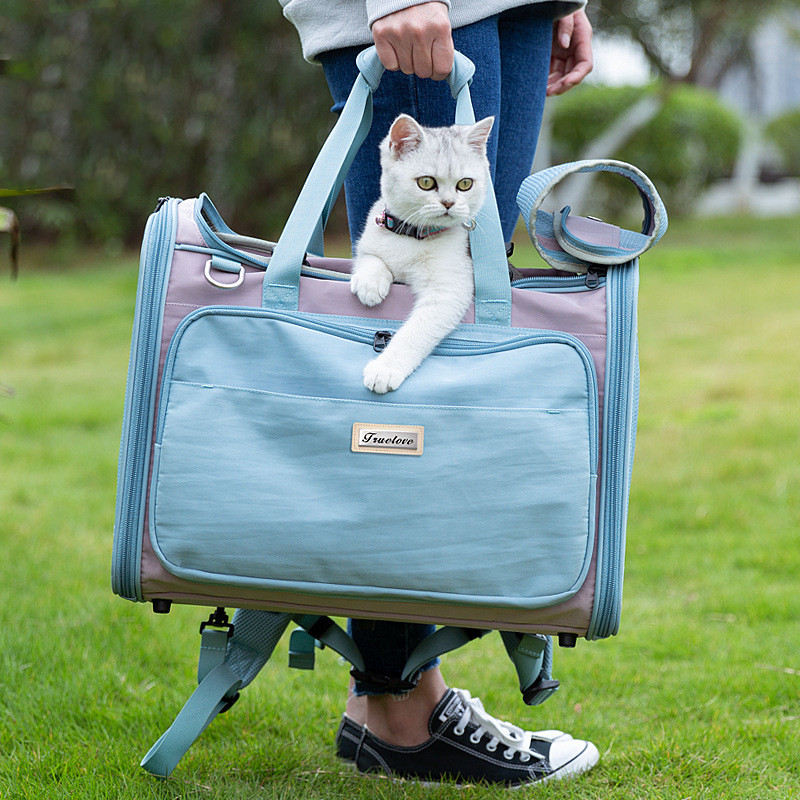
top-left (547, 738), bottom-right (600, 780)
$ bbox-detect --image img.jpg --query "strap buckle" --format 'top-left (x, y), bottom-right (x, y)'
top-left (219, 691), bottom-right (240, 714)
top-left (349, 669), bottom-right (419, 694)
top-left (521, 676), bottom-right (560, 706)
top-left (200, 607), bottom-right (235, 639)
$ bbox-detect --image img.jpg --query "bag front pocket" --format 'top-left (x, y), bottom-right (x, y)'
top-left (150, 309), bottom-right (598, 611)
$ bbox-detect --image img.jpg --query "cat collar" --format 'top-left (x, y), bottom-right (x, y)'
top-left (375, 209), bottom-right (448, 240)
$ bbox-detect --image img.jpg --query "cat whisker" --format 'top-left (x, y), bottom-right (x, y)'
top-left (403, 209), bottom-right (431, 227)
top-left (407, 208), bottom-right (457, 231)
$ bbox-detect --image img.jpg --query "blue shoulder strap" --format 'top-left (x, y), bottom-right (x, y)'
top-left (516, 159), bottom-right (668, 272)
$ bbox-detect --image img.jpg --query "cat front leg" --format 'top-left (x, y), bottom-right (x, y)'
top-left (350, 253), bottom-right (394, 307)
top-left (362, 284), bottom-right (471, 394)
top-left (362, 350), bottom-right (416, 394)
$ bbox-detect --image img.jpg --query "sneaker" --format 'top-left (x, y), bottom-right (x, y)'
top-left (335, 688), bottom-right (599, 787)
top-left (335, 713), bottom-right (365, 765)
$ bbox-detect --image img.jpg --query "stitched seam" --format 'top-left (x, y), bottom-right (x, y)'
top-left (168, 381), bottom-right (589, 415)
top-left (361, 743), bottom-right (391, 770)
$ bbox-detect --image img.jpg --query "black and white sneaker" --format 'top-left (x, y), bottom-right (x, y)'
top-left (335, 688), bottom-right (599, 787)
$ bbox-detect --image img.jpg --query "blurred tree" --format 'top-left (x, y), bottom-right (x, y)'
top-left (0, 1), bottom-right (337, 245)
top-left (590, 0), bottom-right (800, 87)
top-left (766, 108), bottom-right (800, 174)
top-left (0, 205), bottom-right (20, 279)
top-left (550, 83), bottom-right (742, 215)
top-left (544, 1), bottom-right (800, 213)
top-left (0, 188), bottom-right (71, 278)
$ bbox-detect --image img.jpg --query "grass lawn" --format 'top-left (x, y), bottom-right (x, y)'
top-left (1, 215), bottom-right (798, 799)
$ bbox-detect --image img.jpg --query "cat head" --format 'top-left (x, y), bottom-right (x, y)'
top-left (379, 114), bottom-right (494, 230)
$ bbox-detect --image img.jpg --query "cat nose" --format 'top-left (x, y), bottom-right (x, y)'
top-left (441, 200), bottom-right (454, 209)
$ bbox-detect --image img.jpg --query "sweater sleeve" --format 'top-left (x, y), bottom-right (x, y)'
top-left (366, 0), bottom-right (452, 29)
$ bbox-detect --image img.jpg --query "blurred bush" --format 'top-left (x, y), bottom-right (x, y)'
top-left (765, 109), bottom-right (800, 176)
top-left (1, 1), bottom-right (337, 246)
top-left (550, 83), bottom-right (743, 217)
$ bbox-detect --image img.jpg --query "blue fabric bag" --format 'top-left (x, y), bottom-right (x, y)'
top-left (111, 48), bottom-right (667, 777)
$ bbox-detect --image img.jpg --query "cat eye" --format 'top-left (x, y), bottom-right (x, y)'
top-left (416, 176), bottom-right (437, 191)
top-left (456, 178), bottom-right (474, 191)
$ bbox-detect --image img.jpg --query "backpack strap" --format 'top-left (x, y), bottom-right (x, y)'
top-left (401, 626), bottom-right (491, 682)
top-left (291, 614), bottom-right (365, 672)
top-left (140, 609), bottom-right (291, 778)
top-left (516, 159), bottom-right (668, 272)
top-left (400, 627), bottom-right (559, 707)
top-left (500, 632), bottom-right (560, 706)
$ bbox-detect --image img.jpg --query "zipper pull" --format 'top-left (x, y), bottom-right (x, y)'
top-left (373, 330), bottom-right (393, 352)
top-left (585, 267), bottom-right (605, 289)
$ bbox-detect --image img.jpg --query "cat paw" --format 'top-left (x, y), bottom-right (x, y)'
top-left (363, 358), bottom-right (409, 394)
top-left (350, 269), bottom-right (392, 307)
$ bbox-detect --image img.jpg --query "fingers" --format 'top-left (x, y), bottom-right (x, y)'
top-left (373, 36), bottom-right (402, 73)
top-left (371, 2), bottom-right (454, 80)
top-left (429, 35), bottom-right (454, 81)
top-left (547, 9), bottom-right (593, 96)
top-left (555, 12), bottom-right (574, 52)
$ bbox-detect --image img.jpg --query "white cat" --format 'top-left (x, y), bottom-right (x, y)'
top-left (351, 113), bottom-right (494, 394)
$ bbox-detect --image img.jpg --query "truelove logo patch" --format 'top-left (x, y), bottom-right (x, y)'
top-left (351, 423), bottom-right (424, 456)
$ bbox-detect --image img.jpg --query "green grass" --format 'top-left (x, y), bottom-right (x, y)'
top-left (1, 217), bottom-right (799, 799)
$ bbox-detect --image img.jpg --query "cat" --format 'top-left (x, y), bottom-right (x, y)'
top-left (350, 113), bottom-right (494, 394)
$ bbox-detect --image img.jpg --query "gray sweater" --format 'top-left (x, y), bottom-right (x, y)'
top-left (279, 0), bottom-right (586, 62)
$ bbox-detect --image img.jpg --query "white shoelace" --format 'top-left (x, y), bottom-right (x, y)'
top-left (447, 689), bottom-right (545, 764)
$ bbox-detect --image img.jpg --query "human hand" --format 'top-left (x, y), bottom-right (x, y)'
top-left (371, 2), bottom-right (454, 80)
top-left (547, 9), bottom-right (593, 96)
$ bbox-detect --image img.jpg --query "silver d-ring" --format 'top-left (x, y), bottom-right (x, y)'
top-left (204, 259), bottom-right (245, 289)
top-left (462, 218), bottom-right (477, 231)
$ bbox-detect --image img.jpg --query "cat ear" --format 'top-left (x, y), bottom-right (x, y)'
top-left (388, 114), bottom-right (424, 158)
top-left (465, 116), bottom-right (495, 152)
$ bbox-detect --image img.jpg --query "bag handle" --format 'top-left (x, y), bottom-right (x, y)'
top-left (262, 46), bottom-right (512, 327)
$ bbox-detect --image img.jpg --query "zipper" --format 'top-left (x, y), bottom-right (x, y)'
top-left (174, 246), bottom-right (603, 291)
top-left (161, 307), bottom-right (595, 363)
top-left (584, 267), bottom-right (605, 289)
top-left (112, 198), bottom-right (179, 601)
top-left (587, 262), bottom-right (638, 639)
top-left (511, 274), bottom-right (605, 291)
top-left (155, 306), bottom-right (598, 469)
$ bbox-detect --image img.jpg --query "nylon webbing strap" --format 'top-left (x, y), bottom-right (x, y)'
top-left (516, 159), bottom-right (668, 273)
top-left (141, 610), bottom-right (291, 779)
top-left (197, 627), bottom-right (230, 683)
top-left (401, 626), bottom-right (490, 681)
top-left (263, 72), bottom-right (374, 309)
top-left (140, 662), bottom-right (242, 778)
top-left (292, 614), bottom-right (365, 672)
top-left (500, 631), bottom-right (559, 706)
top-left (263, 46), bottom-right (512, 326)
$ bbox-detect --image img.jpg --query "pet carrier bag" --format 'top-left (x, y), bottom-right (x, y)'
top-left (111, 47), bottom-right (667, 777)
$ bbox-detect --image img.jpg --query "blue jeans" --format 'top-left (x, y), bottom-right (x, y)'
top-left (319, 8), bottom-right (552, 696)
